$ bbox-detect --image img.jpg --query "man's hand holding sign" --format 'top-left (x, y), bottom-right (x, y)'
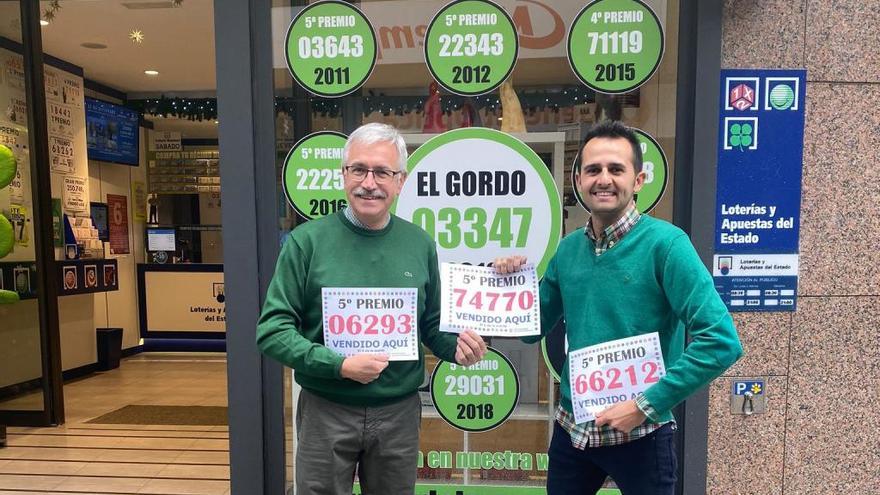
top-left (440, 262), bottom-right (541, 338)
top-left (323, 287), bottom-right (486, 384)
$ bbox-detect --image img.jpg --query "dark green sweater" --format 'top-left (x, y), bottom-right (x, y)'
top-left (527, 216), bottom-right (742, 420)
top-left (257, 212), bottom-right (458, 406)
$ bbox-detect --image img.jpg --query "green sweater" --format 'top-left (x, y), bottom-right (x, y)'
top-left (527, 216), bottom-right (742, 421)
top-left (256, 212), bottom-right (458, 406)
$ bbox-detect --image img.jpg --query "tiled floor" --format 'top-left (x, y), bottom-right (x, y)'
top-left (0, 353), bottom-right (230, 495)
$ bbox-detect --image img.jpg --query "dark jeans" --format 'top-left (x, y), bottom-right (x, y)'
top-left (547, 421), bottom-right (677, 495)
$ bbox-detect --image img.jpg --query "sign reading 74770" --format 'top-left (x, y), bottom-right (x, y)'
top-left (567, 0), bottom-right (664, 94)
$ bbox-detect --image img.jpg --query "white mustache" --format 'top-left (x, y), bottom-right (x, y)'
top-left (353, 187), bottom-right (387, 199)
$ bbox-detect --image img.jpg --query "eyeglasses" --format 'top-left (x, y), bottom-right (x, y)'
top-left (343, 165), bottom-right (403, 184)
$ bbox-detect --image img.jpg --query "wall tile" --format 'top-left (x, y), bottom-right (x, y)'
top-left (784, 297), bottom-right (880, 494)
top-left (806, 1), bottom-right (880, 82)
top-left (726, 312), bottom-right (790, 377)
top-left (707, 376), bottom-right (786, 495)
top-left (722, 0), bottom-right (805, 69)
top-left (798, 83), bottom-right (880, 296)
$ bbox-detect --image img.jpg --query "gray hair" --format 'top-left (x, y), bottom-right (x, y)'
top-left (341, 123), bottom-right (408, 172)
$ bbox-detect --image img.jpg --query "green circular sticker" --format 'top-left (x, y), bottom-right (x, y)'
top-left (567, 0), bottom-right (664, 94)
top-left (424, 0), bottom-right (518, 96)
top-left (282, 131), bottom-right (349, 220)
top-left (572, 128), bottom-right (668, 214)
top-left (430, 347), bottom-right (519, 432)
top-left (0, 214), bottom-right (13, 258)
top-left (0, 144), bottom-right (17, 189)
top-left (284, 1), bottom-right (378, 97)
top-left (393, 128), bottom-right (562, 278)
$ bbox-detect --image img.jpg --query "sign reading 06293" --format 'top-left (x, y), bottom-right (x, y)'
top-left (430, 347), bottom-right (519, 432)
top-left (393, 128), bottom-right (562, 278)
top-left (284, 0), bottom-right (378, 97)
top-left (282, 131), bottom-right (348, 220)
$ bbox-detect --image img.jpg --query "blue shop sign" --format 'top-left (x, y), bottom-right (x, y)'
top-left (713, 69), bottom-right (805, 312)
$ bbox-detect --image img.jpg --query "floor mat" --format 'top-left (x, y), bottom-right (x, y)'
top-left (86, 405), bottom-right (228, 425)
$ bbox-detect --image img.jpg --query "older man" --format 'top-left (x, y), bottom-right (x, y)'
top-left (257, 123), bottom-right (486, 495)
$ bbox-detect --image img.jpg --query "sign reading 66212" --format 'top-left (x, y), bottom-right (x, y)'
top-left (284, 1), bottom-right (377, 97)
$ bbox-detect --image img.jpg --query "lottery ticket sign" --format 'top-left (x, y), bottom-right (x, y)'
top-left (284, 0), bottom-right (377, 97)
top-left (321, 288), bottom-right (418, 361)
top-left (394, 128), bottom-right (562, 278)
top-left (423, 0), bottom-right (518, 96)
top-left (568, 332), bottom-right (666, 424)
top-left (567, 0), bottom-right (664, 94)
top-left (430, 347), bottom-right (519, 432)
top-left (281, 131), bottom-right (348, 220)
top-left (440, 263), bottom-right (540, 337)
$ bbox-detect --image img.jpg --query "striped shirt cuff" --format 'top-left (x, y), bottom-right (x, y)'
top-left (635, 392), bottom-right (660, 422)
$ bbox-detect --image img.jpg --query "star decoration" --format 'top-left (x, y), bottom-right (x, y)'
top-left (129, 30), bottom-right (144, 43)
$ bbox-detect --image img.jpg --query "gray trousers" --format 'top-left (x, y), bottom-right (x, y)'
top-left (295, 389), bottom-right (421, 495)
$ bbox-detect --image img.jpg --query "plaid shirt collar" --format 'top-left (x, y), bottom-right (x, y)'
top-left (343, 206), bottom-right (390, 230)
top-left (585, 203), bottom-right (641, 256)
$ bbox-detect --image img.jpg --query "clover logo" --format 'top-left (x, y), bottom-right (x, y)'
top-left (728, 123), bottom-right (754, 151)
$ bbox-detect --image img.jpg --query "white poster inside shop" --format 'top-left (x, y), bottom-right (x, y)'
top-left (4, 55), bottom-right (25, 91)
top-left (47, 102), bottom-right (75, 137)
top-left (5, 94), bottom-right (27, 126)
top-left (150, 131), bottom-right (182, 151)
top-left (45, 68), bottom-right (83, 108)
top-left (44, 68), bottom-right (62, 103)
top-left (49, 135), bottom-right (75, 174)
top-left (62, 176), bottom-right (88, 212)
top-left (61, 75), bottom-right (83, 108)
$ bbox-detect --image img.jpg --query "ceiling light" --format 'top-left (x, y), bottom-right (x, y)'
top-left (40, 20), bottom-right (49, 26)
top-left (129, 30), bottom-right (145, 43)
top-left (144, 70), bottom-right (159, 76)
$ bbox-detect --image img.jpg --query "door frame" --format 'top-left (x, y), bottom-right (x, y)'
top-left (215, 0), bottom-right (726, 493)
top-left (0, 0), bottom-right (65, 428)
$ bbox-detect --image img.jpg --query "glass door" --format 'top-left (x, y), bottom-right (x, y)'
top-left (269, 1), bottom-right (681, 492)
top-left (0, 0), bottom-right (64, 427)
